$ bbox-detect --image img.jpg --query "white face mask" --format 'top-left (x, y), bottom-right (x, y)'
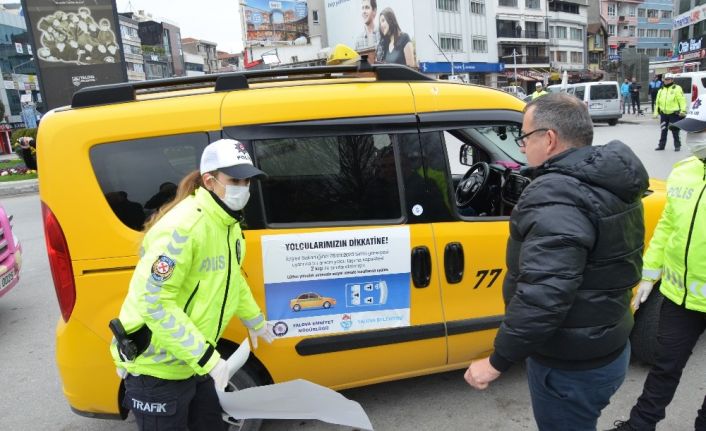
top-left (213, 178), bottom-right (250, 211)
top-left (685, 131), bottom-right (706, 160)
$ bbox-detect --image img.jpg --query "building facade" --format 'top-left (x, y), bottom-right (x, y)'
top-left (671, 1), bottom-right (706, 72)
top-left (181, 38), bottom-right (218, 74)
top-left (0, 8), bottom-right (39, 133)
top-left (118, 14), bottom-right (146, 82)
top-left (183, 51), bottom-right (205, 76)
top-left (548, 1), bottom-right (589, 73)
top-left (600, 1), bottom-right (643, 59)
top-left (636, 0), bottom-right (673, 61)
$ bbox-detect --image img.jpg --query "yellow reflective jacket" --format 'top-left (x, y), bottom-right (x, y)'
top-left (531, 89), bottom-right (548, 100)
top-left (111, 187), bottom-right (265, 379)
top-left (643, 157), bottom-right (706, 312)
top-left (654, 84), bottom-right (686, 115)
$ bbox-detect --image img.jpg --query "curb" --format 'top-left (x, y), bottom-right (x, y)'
top-left (0, 179), bottom-right (39, 198)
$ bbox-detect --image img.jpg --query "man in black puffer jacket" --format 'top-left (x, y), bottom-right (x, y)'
top-left (465, 93), bottom-right (649, 431)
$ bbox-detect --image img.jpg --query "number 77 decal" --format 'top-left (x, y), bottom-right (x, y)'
top-left (472, 268), bottom-right (503, 289)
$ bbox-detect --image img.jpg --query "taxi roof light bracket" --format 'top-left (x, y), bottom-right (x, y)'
top-left (71, 63), bottom-right (433, 109)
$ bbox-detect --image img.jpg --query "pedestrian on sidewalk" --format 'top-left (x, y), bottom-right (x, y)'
top-left (465, 93), bottom-right (649, 431)
top-left (621, 79), bottom-right (631, 114)
top-left (649, 76), bottom-right (662, 113)
top-left (607, 95), bottom-right (706, 431)
top-left (630, 77), bottom-right (642, 115)
top-left (653, 73), bottom-right (686, 151)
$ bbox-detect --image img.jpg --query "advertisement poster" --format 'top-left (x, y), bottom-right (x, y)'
top-left (262, 227), bottom-right (411, 339)
top-left (325, 0), bottom-right (416, 67)
top-left (244, 0), bottom-right (309, 45)
top-left (21, 0), bottom-right (127, 109)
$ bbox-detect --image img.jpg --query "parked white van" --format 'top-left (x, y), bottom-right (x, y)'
top-left (566, 81), bottom-right (622, 126)
top-left (670, 71), bottom-right (706, 109)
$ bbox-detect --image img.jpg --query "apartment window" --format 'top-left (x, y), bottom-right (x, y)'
top-left (440, 35), bottom-right (463, 52)
top-left (555, 51), bottom-right (567, 62)
top-left (571, 51), bottom-right (583, 63)
top-left (555, 26), bottom-right (567, 39)
top-left (132, 63), bottom-right (144, 73)
top-left (647, 9), bottom-right (658, 18)
top-left (645, 48), bottom-right (658, 57)
top-left (661, 10), bottom-right (672, 19)
top-left (594, 34), bottom-right (603, 48)
top-left (470, 0), bottom-right (485, 14)
top-left (628, 5), bottom-right (636, 17)
top-left (526, 0), bottom-right (540, 9)
top-left (638, 28), bottom-right (646, 37)
top-left (498, 0), bottom-right (518, 7)
top-left (638, 8), bottom-right (646, 18)
top-left (312, 10), bottom-right (319, 24)
top-left (437, 0), bottom-right (460, 11)
top-left (291, 55), bottom-right (299, 63)
top-left (472, 36), bottom-right (488, 52)
top-left (608, 25), bottom-right (616, 36)
top-left (646, 29), bottom-right (658, 38)
top-left (570, 28), bottom-right (582, 41)
top-left (607, 4), bottom-right (616, 17)
top-left (609, 47), bottom-right (618, 55)
top-left (659, 29), bottom-right (671, 38)
top-left (659, 48), bottom-right (670, 57)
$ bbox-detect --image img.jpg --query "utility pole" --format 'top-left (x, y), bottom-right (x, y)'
top-left (502, 49), bottom-right (524, 86)
top-left (428, 34), bottom-right (455, 77)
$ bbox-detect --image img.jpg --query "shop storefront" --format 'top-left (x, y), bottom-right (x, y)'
top-left (418, 62), bottom-right (505, 86)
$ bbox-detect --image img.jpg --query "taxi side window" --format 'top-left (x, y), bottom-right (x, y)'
top-left (253, 134), bottom-right (402, 224)
top-left (90, 132), bottom-right (210, 231)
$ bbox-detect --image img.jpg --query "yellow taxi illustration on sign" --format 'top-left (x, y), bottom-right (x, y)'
top-left (290, 292), bottom-right (337, 312)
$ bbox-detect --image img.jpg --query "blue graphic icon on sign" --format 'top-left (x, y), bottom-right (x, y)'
top-left (252, 12), bottom-right (262, 25)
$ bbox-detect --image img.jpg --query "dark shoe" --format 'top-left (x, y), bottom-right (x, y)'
top-left (605, 420), bottom-right (635, 431)
top-left (675, 147), bottom-right (681, 152)
top-left (654, 147), bottom-right (665, 151)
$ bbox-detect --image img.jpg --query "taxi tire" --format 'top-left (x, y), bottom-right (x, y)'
top-left (323, 301), bottom-right (331, 309)
top-left (225, 363), bottom-right (264, 431)
top-left (630, 284), bottom-right (663, 366)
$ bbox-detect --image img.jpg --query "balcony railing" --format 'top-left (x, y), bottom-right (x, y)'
top-left (497, 30), bottom-right (549, 39)
top-left (498, 55), bottom-right (550, 65)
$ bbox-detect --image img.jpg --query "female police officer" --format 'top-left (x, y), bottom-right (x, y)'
top-left (111, 138), bottom-right (272, 430)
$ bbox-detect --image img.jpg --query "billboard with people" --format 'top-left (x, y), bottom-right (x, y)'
top-left (21, 0), bottom-right (127, 110)
top-left (243, 0), bottom-right (309, 45)
top-left (325, 0), bottom-right (416, 67)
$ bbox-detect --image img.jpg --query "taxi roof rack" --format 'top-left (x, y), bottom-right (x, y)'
top-left (71, 60), bottom-right (434, 109)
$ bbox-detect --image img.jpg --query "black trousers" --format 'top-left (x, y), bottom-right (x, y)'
top-left (658, 113), bottom-right (682, 149)
top-left (123, 374), bottom-right (226, 431)
top-left (629, 299), bottom-right (706, 430)
top-left (631, 95), bottom-right (640, 113)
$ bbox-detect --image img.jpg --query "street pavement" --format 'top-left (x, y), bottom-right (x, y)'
top-left (0, 116), bottom-right (703, 431)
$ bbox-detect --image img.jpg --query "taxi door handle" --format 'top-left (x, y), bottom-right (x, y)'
top-left (444, 242), bottom-right (464, 284)
top-left (411, 246), bottom-right (431, 288)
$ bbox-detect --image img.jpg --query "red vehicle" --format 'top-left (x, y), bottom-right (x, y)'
top-left (0, 204), bottom-right (21, 298)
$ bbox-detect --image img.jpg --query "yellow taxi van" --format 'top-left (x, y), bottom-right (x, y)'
top-left (37, 58), bottom-right (667, 430)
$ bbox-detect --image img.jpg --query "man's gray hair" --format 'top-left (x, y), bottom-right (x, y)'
top-left (525, 93), bottom-right (593, 148)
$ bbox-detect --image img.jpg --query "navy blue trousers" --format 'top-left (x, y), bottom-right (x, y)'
top-left (123, 373), bottom-right (226, 431)
top-left (527, 342), bottom-right (630, 431)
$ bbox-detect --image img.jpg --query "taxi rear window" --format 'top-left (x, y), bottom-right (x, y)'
top-left (90, 132), bottom-right (209, 230)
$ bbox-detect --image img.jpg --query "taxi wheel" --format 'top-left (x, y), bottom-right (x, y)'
top-left (630, 283), bottom-right (662, 366)
top-left (293, 304), bottom-right (301, 312)
top-left (323, 301), bottom-right (331, 309)
top-left (223, 363), bottom-right (264, 431)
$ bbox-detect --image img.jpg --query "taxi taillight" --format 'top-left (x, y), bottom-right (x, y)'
top-left (42, 202), bottom-right (75, 322)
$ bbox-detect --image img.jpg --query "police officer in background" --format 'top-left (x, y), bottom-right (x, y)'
top-left (111, 139), bottom-right (273, 430)
top-left (609, 96), bottom-right (706, 431)
top-left (531, 82), bottom-right (548, 100)
top-left (653, 73), bottom-right (687, 151)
